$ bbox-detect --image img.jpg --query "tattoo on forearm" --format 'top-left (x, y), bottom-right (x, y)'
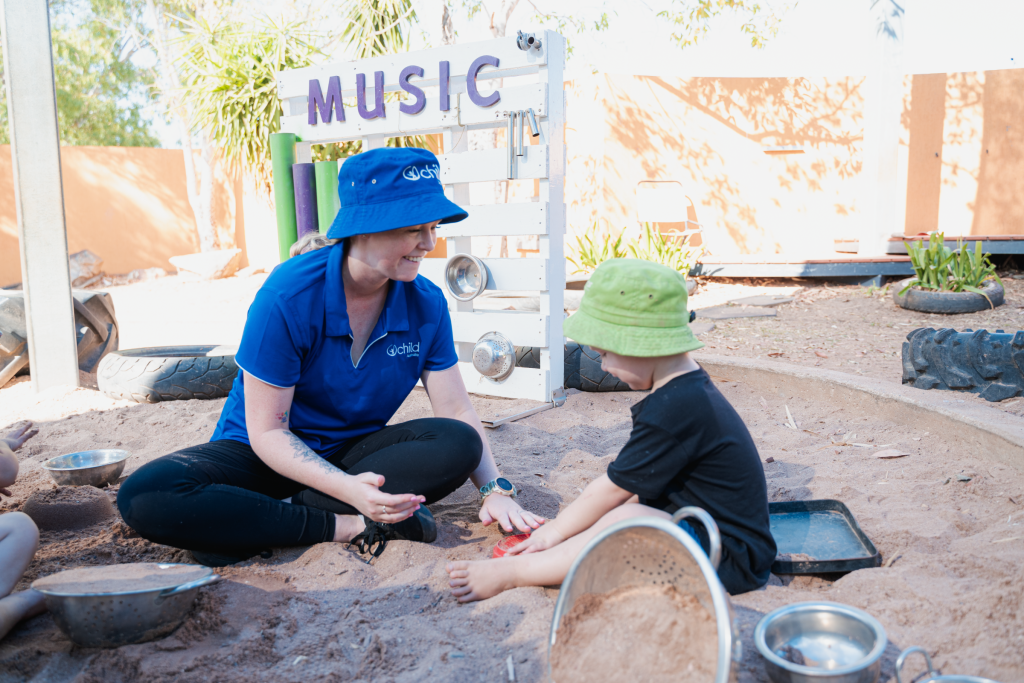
top-left (283, 430), bottom-right (339, 477)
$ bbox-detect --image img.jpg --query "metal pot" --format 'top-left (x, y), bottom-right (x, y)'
top-left (754, 602), bottom-right (887, 683)
top-left (444, 253), bottom-right (488, 301)
top-left (42, 449), bottom-right (130, 488)
top-left (896, 647), bottom-right (1003, 683)
top-left (549, 507), bottom-right (740, 683)
top-left (32, 563), bottom-right (219, 648)
top-left (473, 331), bottom-right (515, 382)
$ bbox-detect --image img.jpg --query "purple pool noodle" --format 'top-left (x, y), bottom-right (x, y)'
top-left (292, 163), bottom-right (319, 241)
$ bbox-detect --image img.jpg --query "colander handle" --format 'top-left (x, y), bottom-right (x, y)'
top-left (895, 647), bottom-right (938, 683)
top-left (671, 506), bottom-right (722, 570)
top-left (157, 574), bottom-right (220, 599)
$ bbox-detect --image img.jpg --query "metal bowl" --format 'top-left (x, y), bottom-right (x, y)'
top-left (755, 602), bottom-right (887, 683)
top-left (444, 253), bottom-right (488, 301)
top-left (32, 563), bottom-right (219, 648)
top-left (473, 331), bottom-right (515, 382)
top-left (896, 647), bottom-right (1003, 683)
top-left (550, 508), bottom-right (740, 683)
top-left (42, 449), bottom-right (130, 488)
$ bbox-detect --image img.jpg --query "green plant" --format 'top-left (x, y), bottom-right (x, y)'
top-left (567, 224), bottom-right (626, 274)
top-left (626, 222), bottom-right (703, 275)
top-left (901, 232), bottom-right (1004, 306)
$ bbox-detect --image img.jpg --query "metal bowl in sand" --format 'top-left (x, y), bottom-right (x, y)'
top-left (754, 602), bottom-right (887, 683)
top-left (895, 647), bottom-right (1003, 683)
top-left (549, 507), bottom-right (740, 683)
top-left (32, 563), bottom-right (219, 648)
top-left (42, 449), bottom-right (130, 488)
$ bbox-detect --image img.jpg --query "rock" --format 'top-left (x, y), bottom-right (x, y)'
top-left (234, 265), bottom-right (267, 278)
top-left (169, 249), bottom-right (242, 280)
top-left (69, 250), bottom-right (104, 287)
top-left (126, 267), bottom-right (168, 283)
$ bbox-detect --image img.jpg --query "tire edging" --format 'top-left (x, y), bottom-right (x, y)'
top-left (892, 277), bottom-right (1004, 314)
top-left (696, 353), bottom-right (1024, 473)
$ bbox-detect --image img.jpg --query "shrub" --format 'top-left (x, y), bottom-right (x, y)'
top-left (567, 222), bottom-right (703, 276)
top-left (901, 232), bottom-right (1003, 305)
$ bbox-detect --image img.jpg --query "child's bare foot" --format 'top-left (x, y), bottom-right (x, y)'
top-left (446, 559), bottom-right (517, 602)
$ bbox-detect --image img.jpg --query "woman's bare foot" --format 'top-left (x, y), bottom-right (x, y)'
top-left (446, 559), bottom-right (518, 602)
top-left (333, 514), bottom-right (364, 543)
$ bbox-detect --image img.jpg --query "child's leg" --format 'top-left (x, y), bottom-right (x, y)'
top-left (447, 504), bottom-right (670, 602)
top-left (0, 512), bottom-right (45, 640)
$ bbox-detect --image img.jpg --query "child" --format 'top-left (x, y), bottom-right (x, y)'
top-left (0, 421), bottom-right (46, 640)
top-left (446, 259), bottom-right (776, 600)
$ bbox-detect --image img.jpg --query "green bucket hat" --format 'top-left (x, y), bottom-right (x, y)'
top-left (563, 259), bottom-right (703, 357)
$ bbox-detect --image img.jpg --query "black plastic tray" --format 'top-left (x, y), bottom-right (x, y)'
top-left (769, 499), bottom-right (882, 574)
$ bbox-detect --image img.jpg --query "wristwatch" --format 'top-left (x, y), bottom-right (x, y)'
top-left (480, 477), bottom-right (517, 501)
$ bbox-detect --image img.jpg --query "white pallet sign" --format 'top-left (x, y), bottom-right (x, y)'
top-left (277, 32), bottom-right (566, 403)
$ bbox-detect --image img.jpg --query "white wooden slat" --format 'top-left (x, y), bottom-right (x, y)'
top-left (450, 310), bottom-right (547, 346)
top-left (419, 256), bottom-right (548, 292)
top-left (456, 362), bottom-right (548, 402)
top-left (278, 37), bottom-right (548, 99)
top-left (458, 84), bottom-right (547, 127)
top-left (440, 145), bottom-right (548, 184)
top-left (280, 103), bottom-right (461, 143)
top-left (438, 202), bottom-right (548, 237)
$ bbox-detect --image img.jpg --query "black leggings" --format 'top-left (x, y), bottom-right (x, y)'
top-left (116, 418), bottom-right (482, 554)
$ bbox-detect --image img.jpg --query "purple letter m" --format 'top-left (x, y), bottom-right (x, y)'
top-left (308, 77), bottom-right (344, 125)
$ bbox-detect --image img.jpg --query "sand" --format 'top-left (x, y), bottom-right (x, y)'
top-left (32, 563), bottom-right (209, 595)
top-left (0, 276), bottom-right (1021, 681)
top-left (21, 486), bottom-right (115, 531)
top-left (550, 584), bottom-right (717, 683)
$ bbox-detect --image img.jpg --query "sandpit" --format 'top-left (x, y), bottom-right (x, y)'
top-left (33, 563), bottom-right (208, 595)
top-left (21, 486), bottom-right (115, 531)
top-left (550, 584), bottom-right (717, 683)
top-left (0, 355), bottom-right (1022, 682)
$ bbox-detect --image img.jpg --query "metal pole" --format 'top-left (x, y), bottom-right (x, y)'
top-left (0, 0), bottom-right (79, 391)
top-left (506, 112), bottom-right (516, 179)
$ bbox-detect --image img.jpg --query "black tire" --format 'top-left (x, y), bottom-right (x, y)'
top-left (515, 342), bottom-right (631, 392)
top-left (97, 345), bottom-right (239, 403)
top-left (902, 327), bottom-right (1024, 401)
top-left (892, 278), bottom-right (1004, 314)
top-left (0, 289), bottom-right (119, 374)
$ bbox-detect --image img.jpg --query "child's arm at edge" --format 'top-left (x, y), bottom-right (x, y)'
top-left (506, 474), bottom-right (636, 555)
top-left (0, 422), bottom-right (37, 493)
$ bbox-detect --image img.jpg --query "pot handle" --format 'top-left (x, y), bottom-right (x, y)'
top-left (157, 574), bottom-right (220, 600)
top-left (671, 506), bottom-right (721, 570)
top-left (895, 646), bottom-right (938, 683)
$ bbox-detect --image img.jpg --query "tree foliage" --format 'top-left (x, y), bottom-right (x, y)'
top-left (658, 0), bottom-right (792, 50)
top-left (0, 0), bottom-right (159, 146)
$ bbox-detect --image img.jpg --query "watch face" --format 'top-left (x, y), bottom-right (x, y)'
top-left (496, 477), bottom-right (513, 492)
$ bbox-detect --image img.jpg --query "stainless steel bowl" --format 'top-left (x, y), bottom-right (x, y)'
top-left (444, 253), bottom-right (488, 301)
top-left (550, 507), bottom-right (740, 683)
top-left (896, 647), bottom-right (1003, 683)
top-left (755, 602), bottom-right (887, 683)
top-left (42, 449), bottom-right (130, 488)
top-left (473, 331), bottom-right (515, 381)
top-left (32, 563), bottom-right (220, 648)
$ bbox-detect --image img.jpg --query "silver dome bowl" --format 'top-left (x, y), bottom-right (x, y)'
top-left (444, 254), bottom-right (488, 302)
top-left (473, 331), bottom-right (515, 382)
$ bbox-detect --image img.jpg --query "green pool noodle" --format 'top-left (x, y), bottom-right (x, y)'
top-left (270, 133), bottom-right (298, 261)
top-left (315, 160), bottom-right (340, 234)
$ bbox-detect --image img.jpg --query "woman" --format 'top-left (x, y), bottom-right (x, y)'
top-left (118, 148), bottom-right (543, 566)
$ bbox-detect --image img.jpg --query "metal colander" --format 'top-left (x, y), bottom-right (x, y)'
top-left (549, 507), bottom-right (740, 683)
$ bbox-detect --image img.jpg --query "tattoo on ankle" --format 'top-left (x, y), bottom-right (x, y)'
top-left (284, 431), bottom-right (338, 476)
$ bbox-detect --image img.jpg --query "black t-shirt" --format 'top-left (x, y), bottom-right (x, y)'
top-left (607, 368), bottom-right (776, 594)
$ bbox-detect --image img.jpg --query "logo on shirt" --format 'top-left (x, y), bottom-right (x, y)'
top-left (401, 164), bottom-right (440, 182)
top-left (387, 342), bottom-right (420, 358)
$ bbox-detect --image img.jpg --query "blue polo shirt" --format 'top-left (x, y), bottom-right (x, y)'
top-left (211, 242), bottom-right (458, 456)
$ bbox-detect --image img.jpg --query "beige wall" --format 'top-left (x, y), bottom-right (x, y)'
top-left (0, 146), bottom-right (245, 288)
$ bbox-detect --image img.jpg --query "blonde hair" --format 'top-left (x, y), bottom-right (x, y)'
top-left (289, 233), bottom-right (342, 257)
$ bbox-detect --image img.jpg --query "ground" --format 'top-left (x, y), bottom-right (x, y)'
top-left (0, 273), bottom-right (1022, 682)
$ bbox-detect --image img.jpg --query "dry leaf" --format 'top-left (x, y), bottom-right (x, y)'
top-left (785, 405), bottom-right (798, 430)
top-left (874, 449), bottom-right (911, 459)
top-left (768, 352), bottom-right (784, 358)
top-left (814, 351), bottom-right (828, 358)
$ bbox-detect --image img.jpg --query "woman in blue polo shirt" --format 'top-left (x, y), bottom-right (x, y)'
top-left (117, 148), bottom-right (544, 566)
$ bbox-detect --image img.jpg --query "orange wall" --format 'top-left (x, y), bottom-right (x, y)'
top-left (0, 146), bottom-right (244, 288)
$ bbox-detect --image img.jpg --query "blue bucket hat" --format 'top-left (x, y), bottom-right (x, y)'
top-left (326, 147), bottom-right (468, 239)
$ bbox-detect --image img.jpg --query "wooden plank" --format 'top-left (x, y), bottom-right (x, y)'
top-left (280, 102), bottom-right (461, 143)
top-left (438, 202), bottom-right (549, 237)
top-left (690, 261), bottom-right (915, 278)
top-left (440, 145), bottom-right (548, 184)
top-left (459, 83), bottom-right (547, 127)
top-left (278, 36), bottom-right (548, 99)
top-left (450, 310), bottom-right (547, 346)
top-left (456, 362), bottom-right (548, 401)
top-left (419, 256), bottom-right (548, 292)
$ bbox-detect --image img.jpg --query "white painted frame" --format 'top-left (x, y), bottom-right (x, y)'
top-left (277, 33), bottom-right (566, 403)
